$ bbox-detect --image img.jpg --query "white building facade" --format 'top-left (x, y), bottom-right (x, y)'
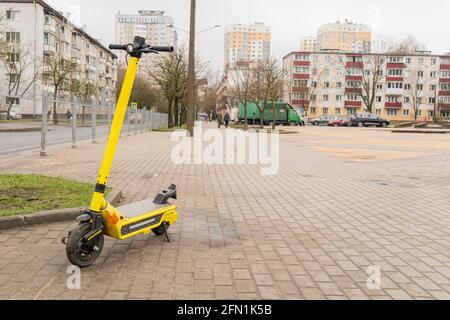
top-left (283, 51), bottom-right (450, 122)
top-left (0, 0), bottom-right (117, 117)
top-left (115, 10), bottom-right (177, 69)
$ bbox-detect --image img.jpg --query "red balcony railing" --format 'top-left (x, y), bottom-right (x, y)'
top-left (293, 73), bottom-right (310, 79)
top-left (346, 75), bottom-right (363, 81)
top-left (294, 60), bottom-right (310, 66)
top-left (345, 88), bottom-right (362, 94)
top-left (291, 99), bottom-right (309, 106)
top-left (344, 101), bottom-right (362, 107)
top-left (346, 61), bottom-right (364, 69)
top-left (440, 64), bottom-right (450, 70)
top-left (385, 102), bottom-right (402, 108)
top-left (387, 63), bottom-right (405, 69)
top-left (439, 91), bottom-right (450, 96)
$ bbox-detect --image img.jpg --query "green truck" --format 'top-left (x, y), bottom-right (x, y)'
top-left (238, 101), bottom-right (301, 126)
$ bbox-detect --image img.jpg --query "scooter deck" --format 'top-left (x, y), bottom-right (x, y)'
top-left (118, 199), bottom-right (171, 218)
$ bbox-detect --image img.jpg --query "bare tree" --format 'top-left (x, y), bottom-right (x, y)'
top-left (228, 61), bottom-right (253, 128)
top-left (340, 54), bottom-right (385, 113)
top-left (404, 68), bottom-right (426, 123)
top-left (43, 53), bottom-right (79, 124)
top-left (250, 60), bottom-right (267, 128)
top-left (69, 78), bottom-right (98, 123)
top-left (387, 35), bottom-right (428, 54)
top-left (266, 60), bottom-right (285, 129)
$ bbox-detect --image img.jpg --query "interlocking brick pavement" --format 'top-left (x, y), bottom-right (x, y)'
top-left (0, 126), bottom-right (450, 300)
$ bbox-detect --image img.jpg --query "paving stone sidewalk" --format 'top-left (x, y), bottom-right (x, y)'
top-left (0, 127), bottom-right (450, 300)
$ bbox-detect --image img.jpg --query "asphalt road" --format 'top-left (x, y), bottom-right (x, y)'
top-left (0, 124), bottom-right (111, 155)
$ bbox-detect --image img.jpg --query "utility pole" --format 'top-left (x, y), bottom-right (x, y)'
top-left (187, 0), bottom-right (196, 137)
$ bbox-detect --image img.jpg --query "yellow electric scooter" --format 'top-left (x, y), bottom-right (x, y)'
top-left (62, 36), bottom-right (177, 268)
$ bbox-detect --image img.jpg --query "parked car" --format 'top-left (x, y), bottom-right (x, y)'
top-left (328, 117), bottom-right (345, 127)
top-left (354, 113), bottom-right (390, 128)
top-left (311, 116), bottom-right (336, 126)
top-left (0, 110), bottom-right (22, 120)
top-left (340, 115), bottom-right (357, 127)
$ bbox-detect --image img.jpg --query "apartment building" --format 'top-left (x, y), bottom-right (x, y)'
top-left (283, 51), bottom-right (450, 122)
top-left (317, 20), bottom-right (371, 53)
top-left (224, 22), bottom-right (271, 70)
top-left (0, 0), bottom-right (117, 117)
top-left (115, 10), bottom-right (177, 69)
top-left (300, 36), bottom-right (317, 52)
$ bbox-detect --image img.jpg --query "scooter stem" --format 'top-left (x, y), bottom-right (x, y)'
top-left (89, 56), bottom-right (140, 212)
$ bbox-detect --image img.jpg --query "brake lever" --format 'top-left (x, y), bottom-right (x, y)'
top-left (140, 48), bottom-right (159, 55)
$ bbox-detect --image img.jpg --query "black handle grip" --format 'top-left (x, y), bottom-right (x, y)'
top-left (151, 46), bottom-right (174, 53)
top-left (109, 44), bottom-right (127, 50)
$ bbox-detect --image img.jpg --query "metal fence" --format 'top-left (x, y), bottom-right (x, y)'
top-left (0, 92), bottom-right (168, 156)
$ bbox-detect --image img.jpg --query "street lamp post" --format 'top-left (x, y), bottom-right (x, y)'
top-left (186, 0), bottom-right (197, 137)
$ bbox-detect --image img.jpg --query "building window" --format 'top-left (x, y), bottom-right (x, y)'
top-left (429, 97), bottom-right (436, 104)
top-left (404, 97), bottom-right (410, 103)
top-left (6, 32), bottom-right (20, 43)
top-left (376, 96), bottom-right (382, 103)
top-left (403, 109), bottom-right (409, 116)
top-left (418, 71), bottom-right (424, 77)
top-left (6, 10), bottom-right (20, 21)
top-left (387, 109), bottom-right (398, 116)
top-left (335, 108), bottom-right (341, 115)
top-left (7, 52), bottom-right (20, 63)
top-left (323, 95), bottom-right (329, 102)
top-left (5, 97), bottom-right (20, 105)
top-left (377, 84), bottom-right (383, 90)
top-left (8, 73), bottom-right (19, 83)
top-left (375, 109), bottom-right (381, 115)
top-left (323, 108), bottom-right (329, 115)
top-left (336, 95), bottom-right (342, 101)
top-left (347, 108), bottom-right (357, 115)
top-left (310, 107), bottom-right (317, 114)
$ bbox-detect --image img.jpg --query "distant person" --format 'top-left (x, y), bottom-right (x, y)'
top-left (47, 110), bottom-right (52, 122)
top-left (217, 113), bottom-right (223, 128)
top-left (224, 112), bottom-right (230, 129)
top-left (66, 110), bottom-right (72, 123)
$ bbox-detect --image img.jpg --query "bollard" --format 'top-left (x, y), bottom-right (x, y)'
top-left (71, 96), bottom-right (77, 148)
top-left (91, 100), bottom-right (97, 143)
top-left (40, 91), bottom-right (48, 156)
top-left (127, 107), bottom-right (131, 136)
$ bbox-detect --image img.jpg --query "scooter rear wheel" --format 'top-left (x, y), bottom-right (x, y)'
top-left (152, 223), bottom-right (169, 236)
top-left (66, 223), bottom-right (104, 268)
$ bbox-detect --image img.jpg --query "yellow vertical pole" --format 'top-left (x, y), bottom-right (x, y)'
top-left (89, 57), bottom-right (140, 212)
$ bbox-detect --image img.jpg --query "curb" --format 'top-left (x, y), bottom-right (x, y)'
top-left (0, 189), bottom-right (123, 230)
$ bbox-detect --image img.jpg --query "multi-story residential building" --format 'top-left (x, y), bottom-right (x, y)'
top-left (115, 10), bottom-right (177, 69)
top-left (224, 22), bottom-right (271, 70)
top-left (0, 0), bottom-right (117, 117)
top-left (283, 50), bottom-right (450, 122)
top-left (300, 36), bottom-right (317, 52)
top-left (317, 20), bottom-right (371, 53)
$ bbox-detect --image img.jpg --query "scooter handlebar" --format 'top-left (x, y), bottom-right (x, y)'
top-left (150, 46), bottom-right (174, 53)
top-left (109, 44), bottom-right (127, 50)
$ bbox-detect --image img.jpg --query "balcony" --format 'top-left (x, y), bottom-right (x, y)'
top-left (43, 43), bottom-right (56, 55)
top-left (386, 76), bottom-right (403, 82)
top-left (387, 63), bottom-right (405, 69)
top-left (291, 99), bottom-right (309, 107)
top-left (293, 60), bottom-right (310, 67)
top-left (385, 102), bottom-right (402, 108)
top-left (293, 73), bottom-right (309, 80)
top-left (44, 23), bottom-right (56, 34)
top-left (439, 103), bottom-right (450, 110)
top-left (71, 57), bottom-right (81, 65)
top-left (440, 78), bottom-right (450, 83)
top-left (292, 86), bottom-right (308, 93)
top-left (386, 88), bottom-right (404, 96)
top-left (346, 62), bottom-right (364, 69)
top-left (346, 75), bottom-right (363, 81)
top-left (440, 64), bottom-right (450, 70)
top-left (344, 101), bottom-right (362, 107)
top-left (345, 88), bottom-right (362, 94)
top-left (439, 91), bottom-right (450, 96)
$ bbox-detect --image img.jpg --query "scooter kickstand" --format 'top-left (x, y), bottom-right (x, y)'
top-left (162, 223), bottom-right (171, 243)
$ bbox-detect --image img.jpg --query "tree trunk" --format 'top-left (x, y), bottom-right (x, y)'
top-left (272, 101), bottom-right (276, 130)
top-left (260, 102), bottom-right (266, 129)
top-left (167, 99), bottom-right (174, 128)
top-left (174, 98), bottom-right (180, 127)
top-left (244, 98), bottom-right (248, 129)
top-left (53, 88), bottom-right (58, 125)
top-left (6, 102), bottom-right (14, 120)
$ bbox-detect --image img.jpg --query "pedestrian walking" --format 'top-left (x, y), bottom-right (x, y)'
top-left (224, 112), bottom-right (230, 129)
top-left (217, 113), bottom-right (223, 128)
top-left (66, 109), bottom-right (72, 123)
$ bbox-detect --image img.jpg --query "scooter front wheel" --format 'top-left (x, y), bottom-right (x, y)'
top-left (66, 223), bottom-right (104, 268)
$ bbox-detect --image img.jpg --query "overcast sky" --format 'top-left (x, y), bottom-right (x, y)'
top-left (47, 0), bottom-right (450, 72)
